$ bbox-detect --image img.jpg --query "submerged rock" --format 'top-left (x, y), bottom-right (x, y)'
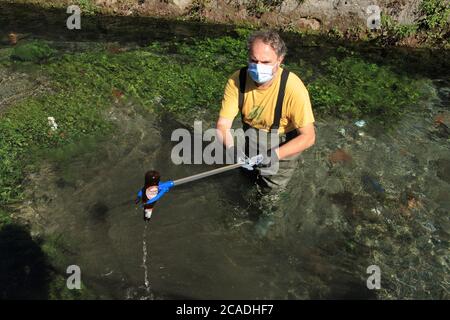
top-left (328, 149), bottom-right (352, 165)
top-left (433, 111), bottom-right (450, 138)
top-left (434, 112), bottom-right (450, 128)
top-left (361, 174), bottom-right (385, 196)
top-left (399, 191), bottom-right (423, 218)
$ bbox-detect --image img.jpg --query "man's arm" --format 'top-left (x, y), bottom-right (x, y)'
top-left (275, 123), bottom-right (315, 160)
top-left (216, 116), bottom-right (235, 148)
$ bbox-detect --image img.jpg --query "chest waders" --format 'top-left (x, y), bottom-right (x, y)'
top-left (238, 66), bottom-right (301, 191)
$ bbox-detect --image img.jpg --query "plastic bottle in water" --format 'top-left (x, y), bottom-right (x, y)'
top-left (142, 170), bottom-right (160, 221)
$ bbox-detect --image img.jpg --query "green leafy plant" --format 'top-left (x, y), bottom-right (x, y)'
top-left (172, 36), bottom-right (247, 71)
top-left (393, 24), bottom-right (419, 39)
top-left (380, 14), bottom-right (418, 42)
top-left (419, 0), bottom-right (450, 31)
top-left (307, 56), bottom-right (425, 122)
top-left (328, 27), bottom-right (344, 39)
top-left (11, 40), bottom-right (56, 62)
top-left (246, 0), bottom-right (284, 18)
top-left (76, 0), bottom-right (98, 15)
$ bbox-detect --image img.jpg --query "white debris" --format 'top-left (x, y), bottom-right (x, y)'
top-left (338, 128), bottom-right (346, 136)
top-left (47, 117), bottom-right (58, 131)
top-left (355, 120), bottom-right (366, 127)
top-left (371, 207), bottom-right (382, 215)
top-left (101, 270), bottom-right (114, 277)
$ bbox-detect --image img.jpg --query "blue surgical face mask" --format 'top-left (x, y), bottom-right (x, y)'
top-left (248, 62), bottom-right (277, 84)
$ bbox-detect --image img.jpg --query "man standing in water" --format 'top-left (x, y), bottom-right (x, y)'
top-left (216, 30), bottom-right (316, 236)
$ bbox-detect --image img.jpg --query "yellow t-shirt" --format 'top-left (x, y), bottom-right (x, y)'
top-left (219, 67), bottom-right (315, 134)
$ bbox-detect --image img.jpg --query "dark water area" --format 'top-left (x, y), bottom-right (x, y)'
top-left (1, 2), bottom-right (449, 299)
top-left (0, 2), bottom-right (237, 44)
top-left (0, 224), bottom-right (50, 299)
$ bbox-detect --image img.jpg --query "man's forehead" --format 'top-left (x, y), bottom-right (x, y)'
top-left (249, 41), bottom-right (278, 60)
top-left (250, 40), bottom-right (275, 51)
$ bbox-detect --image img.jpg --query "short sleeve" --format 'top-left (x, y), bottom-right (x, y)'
top-left (219, 71), bottom-right (240, 120)
top-left (287, 75), bottom-right (315, 128)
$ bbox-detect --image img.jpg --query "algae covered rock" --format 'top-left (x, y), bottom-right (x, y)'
top-left (11, 41), bottom-right (55, 62)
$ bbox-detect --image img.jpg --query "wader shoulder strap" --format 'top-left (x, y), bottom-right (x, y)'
top-left (238, 66), bottom-right (247, 122)
top-left (270, 69), bottom-right (290, 131)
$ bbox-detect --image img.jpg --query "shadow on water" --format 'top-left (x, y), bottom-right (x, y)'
top-left (0, 224), bottom-right (51, 299)
top-left (89, 201), bottom-right (110, 223)
top-left (0, 2), bottom-right (237, 45)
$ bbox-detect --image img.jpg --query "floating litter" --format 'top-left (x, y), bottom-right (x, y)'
top-left (355, 120), bottom-right (366, 127)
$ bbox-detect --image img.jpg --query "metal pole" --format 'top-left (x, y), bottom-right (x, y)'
top-left (173, 163), bottom-right (242, 187)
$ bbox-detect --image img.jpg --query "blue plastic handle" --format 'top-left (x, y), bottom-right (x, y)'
top-left (136, 180), bottom-right (174, 206)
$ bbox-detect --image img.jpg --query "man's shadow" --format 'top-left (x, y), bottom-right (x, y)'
top-left (0, 224), bottom-right (51, 299)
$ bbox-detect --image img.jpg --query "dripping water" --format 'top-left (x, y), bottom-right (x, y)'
top-left (140, 223), bottom-right (154, 300)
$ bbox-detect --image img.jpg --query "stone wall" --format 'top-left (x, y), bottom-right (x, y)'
top-left (6, 0), bottom-right (449, 36)
top-left (91, 0), bottom-right (429, 32)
